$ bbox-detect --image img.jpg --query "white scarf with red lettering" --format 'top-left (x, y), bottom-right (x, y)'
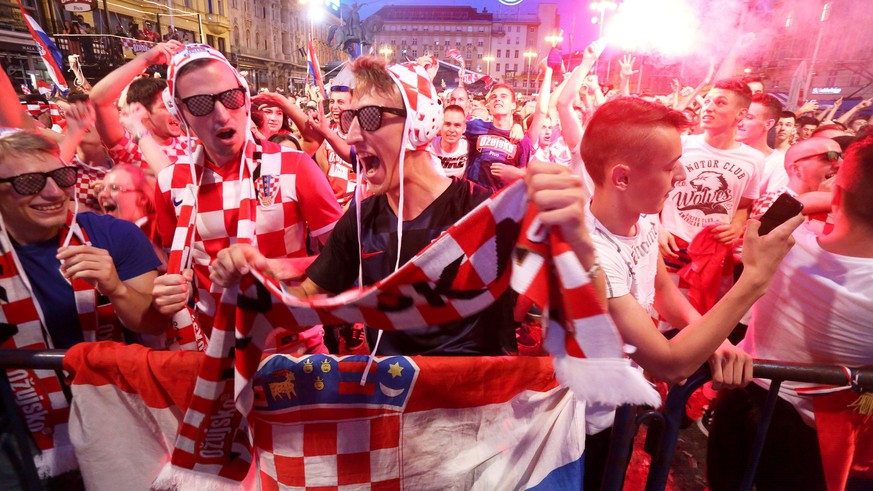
top-left (0, 211), bottom-right (123, 479)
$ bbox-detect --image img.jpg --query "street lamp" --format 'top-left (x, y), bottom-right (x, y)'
top-left (524, 50), bottom-right (537, 95)
top-left (545, 33), bottom-right (563, 48)
top-left (379, 46), bottom-right (393, 61)
top-left (483, 55), bottom-right (494, 76)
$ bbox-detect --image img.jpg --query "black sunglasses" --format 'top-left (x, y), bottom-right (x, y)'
top-left (0, 166), bottom-right (78, 195)
top-left (800, 151), bottom-right (842, 163)
top-left (179, 86), bottom-right (247, 117)
top-left (339, 106), bottom-right (407, 134)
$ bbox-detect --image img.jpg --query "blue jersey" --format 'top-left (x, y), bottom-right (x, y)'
top-left (464, 118), bottom-right (532, 193)
top-left (13, 213), bottom-right (161, 348)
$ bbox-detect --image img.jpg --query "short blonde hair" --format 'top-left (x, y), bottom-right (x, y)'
top-left (350, 56), bottom-right (401, 106)
top-left (0, 131), bottom-right (60, 166)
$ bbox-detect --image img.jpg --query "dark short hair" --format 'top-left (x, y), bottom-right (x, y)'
top-left (751, 93), bottom-right (782, 121)
top-left (580, 97), bottom-right (689, 185)
top-left (66, 92), bottom-right (90, 104)
top-left (797, 115), bottom-right (819, 128)
top-left (126, 77), bottom-right (167, 110)
top-left (779, 111), bottom-right (797, 122)
top-left (838, 136), bottom-right (873, 227)
top-left (712, 78), bottom-right (752, 109)
top-left (268, 133), bottom-right (301, 151)
top-left (443, 104), bottom-right (466, 118)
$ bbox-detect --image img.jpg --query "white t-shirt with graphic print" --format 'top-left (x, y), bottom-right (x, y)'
top-left (586, 204), bottom-right (660, 319)
top-left (661, 134), bottom-right (763, 242)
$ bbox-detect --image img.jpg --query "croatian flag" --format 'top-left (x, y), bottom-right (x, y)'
top-left (63, 343), bottom-right (585, 490)
top-left (307, 34), bottom-right (326, 98)
top-left (15, 0), bottom-right (69, 96)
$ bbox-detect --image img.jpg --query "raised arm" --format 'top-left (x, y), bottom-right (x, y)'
top-left (557, 39), bottom-right (605, 150)
top-left (525, 65), bottom-right (553, 145)
top-left (0, 67), bottom-right (33, 130)
top-left (90, 41), bottom-right (183, 147)
top-left (251, 91), bottom-right (324, 155)
top-left (676, 62), bottom-right (714, 111)
top-left (836, 97), bottom-right (872, 125)
top-left (618, 53), bottom-right (637, 97)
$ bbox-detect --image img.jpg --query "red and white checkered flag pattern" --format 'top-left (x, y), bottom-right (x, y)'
top-left (156, 181), bottom-right (660, 487)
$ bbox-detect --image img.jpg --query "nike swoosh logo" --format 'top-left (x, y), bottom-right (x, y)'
top-left (172, 197), bottom-right (183, 206)
top-left (361, 250), bottom-right (384, 259)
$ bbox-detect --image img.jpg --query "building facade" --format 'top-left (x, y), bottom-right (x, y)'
top-left (371, 4), bottom-right (560, 94)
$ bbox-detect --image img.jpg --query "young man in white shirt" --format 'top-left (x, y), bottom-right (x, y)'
top-left (431, 104), bottom-right (468, 178)
top-left (708, 135), bottom-right (873, 491)
top-left (578, 96), bottom-right (803, 490)
top-left (736, 93), bottom-right (787, 195)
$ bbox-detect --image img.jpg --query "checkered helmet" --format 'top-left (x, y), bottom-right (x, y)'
top-left (386, 61), bottom-right (444, 151)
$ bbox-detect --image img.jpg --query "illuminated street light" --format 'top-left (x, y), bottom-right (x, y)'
top-left (379, 46), bottom-right (393, 61)
top-left (545, 34), bottom-right (563, 47)
top-left (524, 50), bottom-right (537, 95)
top-left (483, 55), bottom-right (494, 76)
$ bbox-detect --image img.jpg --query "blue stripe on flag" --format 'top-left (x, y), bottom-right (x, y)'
top-left (527, 454), bottom-right (584, 491)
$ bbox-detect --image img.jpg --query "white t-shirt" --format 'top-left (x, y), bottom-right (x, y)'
top-left (584, 204), bottom-right (661, 434)
top-left (759, 149), bottom-right (787, 195)
top-left (740, 223), bottom-right (873, 426)
top-left (431, 137), bottom-right (468, 179)
top-left (586, 204), bottom-right (660, 318)
top-left (661, 134), bottom-right (763, 242)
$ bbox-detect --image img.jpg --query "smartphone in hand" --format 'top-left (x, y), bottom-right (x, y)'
top-left (758, 193), bottom-right (804, 235)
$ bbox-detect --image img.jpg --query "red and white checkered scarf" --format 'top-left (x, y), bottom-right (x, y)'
top-left (156, 181), bottom-right (662, 489)
top-left (0, 210), bottom-right (123, 478)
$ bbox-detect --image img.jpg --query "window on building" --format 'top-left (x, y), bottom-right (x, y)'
top-left (522, 80), bottom-right (527, 88)
top-left (207, 34), bottom-right (216, 46)
top-left (402, 26), bottom-right (407, 31)
top-left (477, 53), bottom-right (483, 59)
top-left (218, 37), bottom-right (226, 53)
top-left (496, 63), bottom-right (501, 71)
top-left (391, 39), bottom-right (395, 45)
top-left (412, 38), bottom-right (417, 45)
top-left (514, 50), bottom-right (519, 58)
top-left (529, 27), bottom-right (534, 32)
top-left (218, 0), bottom-right (224, 15)
top-left (516, 38), bottom-right (520, 45)
top-left (456, 41), bottom-right (461, 46)
top-left (466, 51), bottom-right (472, 59)
top-left (477, 40), bottom-right (483, 47)
top-left (510, 80), bottom-right (516, 87)
top-left (412, 50), bottom-right (418, 57)
top-left (497, 49), bottom-right (502, 57)
top-left (479, 26), bottom-right (484, 32)
top-left (207, 0), bottom-right (214, 13)
top-left (513, 63), bottom-right (518, 71)
top-left (456, 26), bottom-right (462, 31)
top-left (184, 0), bottom-right (192, 7)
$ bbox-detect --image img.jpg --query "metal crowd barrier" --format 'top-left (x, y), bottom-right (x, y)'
top-left (602, 360), bottom-right (873, 491)
top-left (2, 349), bottom-right (872, 491)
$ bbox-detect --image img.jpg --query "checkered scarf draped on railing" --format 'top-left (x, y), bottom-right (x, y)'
top-left (156, 180), bottom-right (662, 489)
top-left (0, 211), bottom-right (123, 478)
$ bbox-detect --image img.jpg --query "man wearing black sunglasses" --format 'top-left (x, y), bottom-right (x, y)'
top-left (0, 130), bottom-right (166, 482)
top-left (211, 57), bottom-right (518, 356)
top-left (152, 44), bottom-right (341, 355)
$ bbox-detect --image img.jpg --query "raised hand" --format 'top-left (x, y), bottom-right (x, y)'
top-left (619, 54), bottom-right (638, 79)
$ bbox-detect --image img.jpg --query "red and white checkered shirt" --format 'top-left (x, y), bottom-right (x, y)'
top-left (108, 130), bottom-right (195, 169)
top-left (324, 124), bottom-right (356, 207)
top-left (155, 140), bottom-right (342, 335)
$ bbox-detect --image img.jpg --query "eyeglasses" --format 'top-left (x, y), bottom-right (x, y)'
top-left (95, 183), bottom-right (137, 195)
top-left (0, 166), bottom-right (78, 195)
top-left (330, 85), bottom-right (351, 93)
top-left (339, 106), bottom-right (407, 134)
top-left (178, 87), bottom-right (247, 117)
top-left (800, 151), bottom-right (842, 163)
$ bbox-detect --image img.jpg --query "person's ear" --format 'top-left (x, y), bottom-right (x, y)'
top-left (611, 163), bottom-right (630, 190)
top-left (765, 118), bottom-right (776, 131)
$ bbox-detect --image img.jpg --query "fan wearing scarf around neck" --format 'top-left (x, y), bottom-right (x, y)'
top-left (0, 129), bottom-right (164, 481)
top-left (150, 44), bottom-right (343, 354)
top-left (211, 56), bottom-right (534, 356)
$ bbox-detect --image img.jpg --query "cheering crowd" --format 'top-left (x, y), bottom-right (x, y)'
top-left (1, 37), bottom-right (872, 490)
